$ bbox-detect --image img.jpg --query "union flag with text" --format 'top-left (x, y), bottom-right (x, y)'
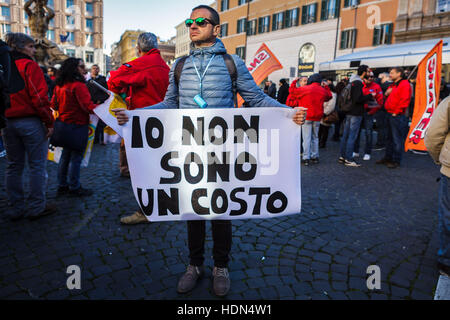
top-left (405, 40), bottom-right (443, 152)
top-left (237, 43), bottom-right (283, 107)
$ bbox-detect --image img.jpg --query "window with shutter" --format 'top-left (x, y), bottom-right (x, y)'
top-left (340, 31), bottom-right (346, 49)
top-left (373, 26), bottom-right (381, 46)
top-left (301, 6), bottom-right (307, 25)
top-left (321, 0), bottom-right (327, 20)
top-left (294, 8), bottom-right (300, 26)
top-left (284, 10), bottom-right (290, 28)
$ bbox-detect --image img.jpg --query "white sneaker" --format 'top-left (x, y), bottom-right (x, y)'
top-left (352, 152), bottom-right (360, 158)
top-left (0, 150), bottom-right (6, 158)
top-left (363, 154), bottom-right (371, 161)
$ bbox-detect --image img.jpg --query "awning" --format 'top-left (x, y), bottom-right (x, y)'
top-left (319, 38), bottom-right (450, 71)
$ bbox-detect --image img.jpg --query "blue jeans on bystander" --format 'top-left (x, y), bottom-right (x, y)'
top-left (354, 112), bottom-right (375, 155)
top-left (302, 121), bottom-right (320, 160)
top-left (2, 117), bottom-right (49, 219)
top-left (57, 148), bottom-right (84, 190)
top-left (385, 113), bottom-right (408, 164)
top-left (438, 174), bottom-right (450, 267)
top-left (340, 115), bottom-right (363, 161)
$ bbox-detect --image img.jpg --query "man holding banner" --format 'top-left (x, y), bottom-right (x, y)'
top-left (111, 5), bottom-right (306, 297)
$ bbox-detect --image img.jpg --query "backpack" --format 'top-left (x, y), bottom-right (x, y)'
top-left (174, 53), bottom-right (238, 107)
top-left (338, 83), bottom-right (353, 113)
top-left (0, 40), bottom-right (25, 129)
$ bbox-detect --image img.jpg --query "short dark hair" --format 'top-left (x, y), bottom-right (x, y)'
top-left (357, 65), bottom-right (369, 76)
top-left (192, 5), bottom-right (220, 26)
top-left (390, 67), bottom-right (404, 75)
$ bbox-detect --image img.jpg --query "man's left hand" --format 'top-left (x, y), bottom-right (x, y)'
top-left (293, 108), bottom-right (307, 126)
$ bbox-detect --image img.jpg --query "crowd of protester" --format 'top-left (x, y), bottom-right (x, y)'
top-left (0, 32), bottom-right (108, 220)
top-left (0, 2), bottom-right (449, 295)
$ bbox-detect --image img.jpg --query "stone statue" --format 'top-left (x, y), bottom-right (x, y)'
top-left (24, 0), bottom-right (67, 66)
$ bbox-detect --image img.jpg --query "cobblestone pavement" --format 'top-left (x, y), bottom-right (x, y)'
top-left (0, 136), bottom-right (442, 300)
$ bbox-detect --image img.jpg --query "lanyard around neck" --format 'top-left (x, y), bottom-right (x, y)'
top-left (192, 54), bottom-right (216, 97)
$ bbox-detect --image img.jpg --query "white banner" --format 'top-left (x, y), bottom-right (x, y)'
top-left (95, 103), bottom-right (302, 222)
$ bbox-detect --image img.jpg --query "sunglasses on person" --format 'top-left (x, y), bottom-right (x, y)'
top-left (185, 17), bottom-right (216, 28)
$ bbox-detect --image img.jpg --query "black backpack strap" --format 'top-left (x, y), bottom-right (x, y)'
top-left (174, 56), bottom-right (188, 90)
top-left (174, 56), bottom-right (188, 108)
top-left (223, 54), bottom-right (238, 108)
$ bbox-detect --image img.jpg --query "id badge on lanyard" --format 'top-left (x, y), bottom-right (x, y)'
top-left (193, 54), bottom-right (216, 108)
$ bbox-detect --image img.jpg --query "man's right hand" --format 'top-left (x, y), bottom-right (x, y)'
top-left (111, 108), bottom-right (129, 125)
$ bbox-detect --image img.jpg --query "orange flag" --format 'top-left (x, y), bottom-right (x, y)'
top-left (237, 43), bottom-right (283, 107)
top-left (405, 40), bottom-right (443, 152)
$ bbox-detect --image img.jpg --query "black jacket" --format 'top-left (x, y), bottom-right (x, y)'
top-left (277, 83), bottom-right (289, 104)
top-left (87, 75), bottom-right (109, 104)
top-left (348, 76), bottom-right (372, 116)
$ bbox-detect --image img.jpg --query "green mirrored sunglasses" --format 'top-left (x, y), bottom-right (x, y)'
top-left (185, 17), bottom-right (215, 28)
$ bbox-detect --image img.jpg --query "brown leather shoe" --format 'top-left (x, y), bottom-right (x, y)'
top-left (212, 267), bottom-right (230, 297)
top-left (387, 161), bottom-right (400, 169)
top-left (120, 211), bottom-right (150, 225)
top-left (28, 204), bottom-right (57, 221)
top-left (376, 158), bottom-right (392, 165)
top-left (177, 265), bottom-right (204, 294)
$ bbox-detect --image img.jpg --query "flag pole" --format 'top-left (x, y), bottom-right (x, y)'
top-left (88, 79), bottom-right (111, 96)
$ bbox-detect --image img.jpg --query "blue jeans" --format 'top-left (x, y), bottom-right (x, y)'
top-left (438, 174), bottom-right (450, 266)
top-left (57, 148), bottom-right (84, 190)
top-left (0, 135), bottom-right (4, 152)
top-left (354, 112), bottom-right (374, 155)
top-left (374, 109), bottom-right (388, 147)
top-left (385, 114), bottom-right (408, 164)
top-left (301, 121), bottom-right (320, 160)
top-left (340, 115), bottom-right (363, 161)
top-left (2, 117), bottom-right (49, 218)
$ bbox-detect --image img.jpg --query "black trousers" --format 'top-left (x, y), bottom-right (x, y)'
top-left (319, 124), bottom-right (330, 148)
top-left (187, 220), bottom-right (232, 268)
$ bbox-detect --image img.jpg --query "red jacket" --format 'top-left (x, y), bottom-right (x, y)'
top-left (385, 79), bottom-right (412, 115)
top-left (363, 81), bottom-right (384, 115)
top-left (107, 49), bottom-right (170, 110)
top-left (6, 55), bottom-right (53, 128)
top-left (286, 82), bottom-right (332, 121)
top-left (51, 81), bottom-right (96, 126)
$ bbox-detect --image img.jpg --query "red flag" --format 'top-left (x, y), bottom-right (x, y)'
top-left (405, 40), bottom-right (443, 152)
top-left (237, 43), bottom-right (283, 107)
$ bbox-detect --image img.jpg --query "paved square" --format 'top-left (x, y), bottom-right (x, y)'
top-left (0, 138), bottom-right (442, 300)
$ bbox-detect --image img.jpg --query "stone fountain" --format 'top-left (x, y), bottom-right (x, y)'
top-left (25, 0), bottom-right (67, 66)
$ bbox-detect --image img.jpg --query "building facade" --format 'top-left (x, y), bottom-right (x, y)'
top-left (395, 0), bottom-right (450, 42)
top-left (175, 20), bottom-right (190, 58)
top-left (0, 0), bottom-right (105, 72)
top-left (110, 30), bottom-right (175, 69)
top-left (338, 0), bottom-right (399, 57)
top-left (215, 0), bottom-right (342, 83)
top-left (212, 0), bottom-right (409, 83)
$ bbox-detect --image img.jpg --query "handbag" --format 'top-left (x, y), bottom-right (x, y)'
top-left (322, 110), bottom-right (339, 124)
top-left (49, 87), bottom-right (89, 153)
top-left (49, 118), bottom-right (89, 153)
